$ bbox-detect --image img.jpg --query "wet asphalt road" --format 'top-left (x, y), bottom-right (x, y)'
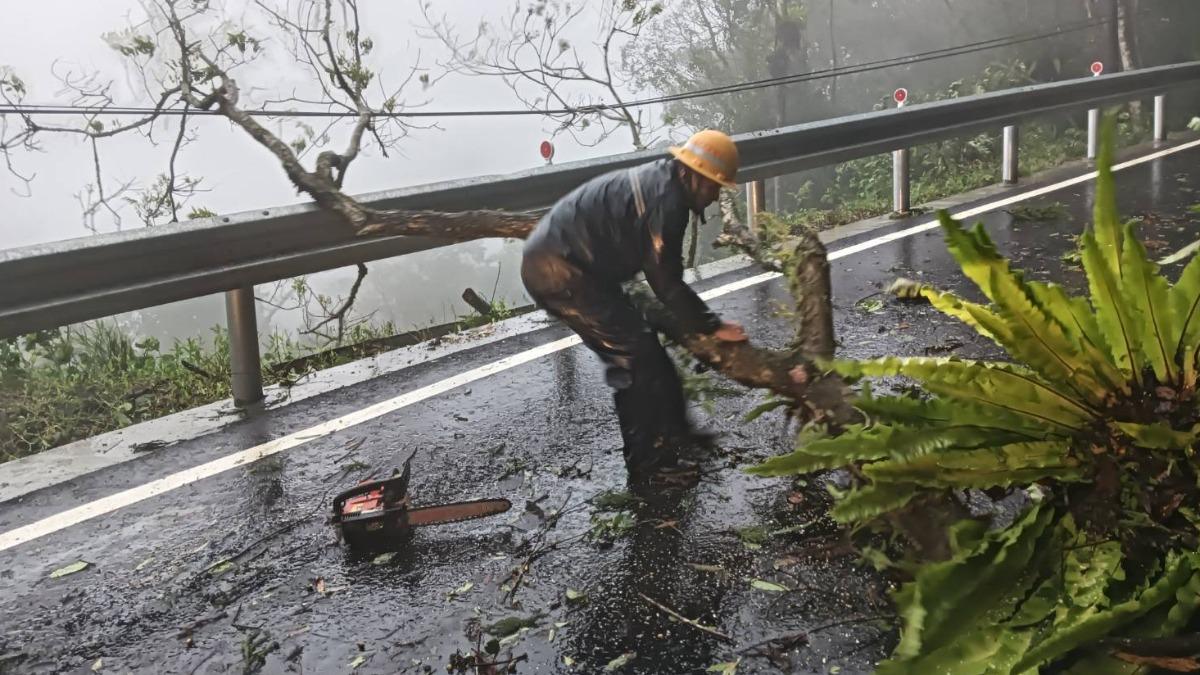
top-left (0, 140), bottom-right (1198, 675)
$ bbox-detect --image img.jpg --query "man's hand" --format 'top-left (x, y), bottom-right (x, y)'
top-left (713, 321), bottom-right (748, 342)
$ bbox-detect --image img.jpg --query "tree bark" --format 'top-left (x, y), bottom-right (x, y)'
top-left (1116, 0), bottom-right (1142, 120)
top-left (630, 286), bottom-right (853, 423)
top-left (715, 195), bottom-right (835, 360)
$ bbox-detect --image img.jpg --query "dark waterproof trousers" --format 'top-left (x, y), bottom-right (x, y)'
top-left (521, 249), bottom-right (689, 472)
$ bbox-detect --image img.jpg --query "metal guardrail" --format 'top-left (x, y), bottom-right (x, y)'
top-left (2, 61), bottom-right (1199, 404)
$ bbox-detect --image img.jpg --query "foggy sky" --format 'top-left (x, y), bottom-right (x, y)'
top-left (0, 0), bottom-right (649, 250)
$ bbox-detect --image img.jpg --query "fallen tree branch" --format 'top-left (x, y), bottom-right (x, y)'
top-left (631, 286), bottom-right (855, 424)
top-left (159, 7), bottom-right (854, 421)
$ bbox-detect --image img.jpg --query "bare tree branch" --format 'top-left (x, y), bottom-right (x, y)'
top-left (418, 0), bottom-right (662, 150)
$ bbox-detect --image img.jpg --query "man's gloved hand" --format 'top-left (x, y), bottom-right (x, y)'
top-left (713, 321), bottom-right (748, 342)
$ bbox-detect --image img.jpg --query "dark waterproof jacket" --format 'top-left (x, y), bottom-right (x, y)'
top-left (523, 158), bottom-right (721, 335)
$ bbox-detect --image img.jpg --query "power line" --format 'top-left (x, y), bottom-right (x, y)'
top-left (1, 15), bottom-right (1114, 121)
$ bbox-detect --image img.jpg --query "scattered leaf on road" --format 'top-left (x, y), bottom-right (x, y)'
top-left (707, 660), bottom-right (740, 674)
top-left (856, 297), bottom-right (884, 313)
top-left (750, 579), bottom-right (790, 592)
top-left (563, 655), bottom-right (575, 667)
top-left (737, 526), bottom-right (769, 549)
top-left (314, 577), bottom-right (326, 594)
top-left (207, 561), bottom-right (234, 576)
top-left (604, 652), bottom-right (636, 671)
top-left (486, 615), bottom-right (541, 637)
top-left (565, 588), bottom-right (587, 604)
top-left (592, 490), bottom-right (640, 511)
top-left (372, 552), bottom-right (396, 565)
top-left (50, 561), bottom-right (90, 578)
top-left (447, 581), bottom-right (473, 600)
top-left (134, 557), bottom-right (154, 572)
top-left (688, 563), bottom-right (726, 574)
top-left (91, 658), bottom-right (103, 672)
top-left (349, 654), bottom-right (366, 669)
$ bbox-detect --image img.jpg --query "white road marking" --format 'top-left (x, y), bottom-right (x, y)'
top-left (2, 138), bottom-right (1198, 553)
top-left (1159, 239), bottom-right (1200, 266)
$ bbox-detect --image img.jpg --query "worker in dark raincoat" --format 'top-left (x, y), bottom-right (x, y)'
top-left (521, 130), bottom-right (748, 481)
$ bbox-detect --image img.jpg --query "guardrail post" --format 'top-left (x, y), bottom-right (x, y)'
top-left (1087, 108), bottom-right (1100, 160)
top-left (1154, 94), bottom-right (1167, 142)
top-left (746, 180), bottom-right (766, 233)
top-left (225, 287), bottom-right (264, 407)
top-left (1002, 125), bottom-right (1019, 185)
top-left (893, 148), bottom-right (910, 214)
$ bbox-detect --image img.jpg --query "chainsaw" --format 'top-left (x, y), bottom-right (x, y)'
top-left (331, 450), bottom-right (511, 551)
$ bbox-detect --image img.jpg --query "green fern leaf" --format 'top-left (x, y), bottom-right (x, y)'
top-left (742, 397), bottom-right (791, 423)
top-left (1120, 222), bottom-right (1176, 383)
top-left (1026, 280), bottom-right (1115, 378)
top-left (1082, 231), bottom-right (1144, 383)
top-left (829, 482), bottom-right (919, 523)
top-left (1114, 421), bottom-right (1198, 450)
top-left (888, 504), bottom-right (1055, 661)
top-left (939, 213), bottom-right (1007, 302)
top-left (1171, 252), bottom-right (1200, 365)
top-left (986, 266), bottom-right (1122, 405)
top-left (1062, 537), bottom-right (1123, 612)
top-left (1092, 114), bottom-right (1124, 278)
top-left (832, 357), bottom-right (1093, 432)
top-left (855, 392), bottom-right (1054, 438)
top-left (863, 442), bottom-right (1082, 489)
top-left (1014, 551), bottom-right (1194, 671)
top-left (917, 284), bottom-right (1005, 345)
top-left (747, 424), bottom-right (1008, 476)
top-left (937, 213), bottom-right (1124, 400)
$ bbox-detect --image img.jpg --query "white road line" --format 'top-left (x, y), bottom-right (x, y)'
top-left (1159, 239), bottom-right (1200, 266)
top-left (2, 138), bottom-right (1198, 554)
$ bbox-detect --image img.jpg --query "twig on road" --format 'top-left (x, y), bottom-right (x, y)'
top-left (638, 593), bottom-right (734, 644)
top-left (176, 609), bottom-right (229, 639)
top-left (738, 613), bottom-right (892, 655)
top-left (332, 436), bottom-right (366, 464)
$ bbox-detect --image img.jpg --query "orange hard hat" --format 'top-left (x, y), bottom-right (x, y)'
top-left (668, 129), bottom-right (740, 188)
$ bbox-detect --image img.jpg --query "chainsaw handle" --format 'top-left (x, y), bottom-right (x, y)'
top-left (330, 449), bottom-right (420, 521)
top-left (330, 475), bottom-right (404, 520)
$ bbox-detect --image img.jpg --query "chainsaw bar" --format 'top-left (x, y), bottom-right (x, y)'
top-left (404, 498), bottom-right (512, 527)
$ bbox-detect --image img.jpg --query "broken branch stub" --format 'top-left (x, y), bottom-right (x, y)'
top-left (787, 226), bottom-right (835, 361)
top-left (716, 193), bottom-right (834, 360)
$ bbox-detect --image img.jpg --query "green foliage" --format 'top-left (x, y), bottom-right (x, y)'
top-left (225, 31), bottom-right (262, 55)
top-left (187, 207), bottom-right (218, 219)
top-left (102, 29), bottom-right (156, 57)
top-left (587, 511), bottom-right (636, 543)
top-left (770, 61), bottom-right (1147, 235)
top-left (0, 284), bottom-right (535, 461)
top-left (752, 115), bottom-right (1200, 671)
top-left (0, 317), bottom-right (392, 461)
top-left (0, 67), bottom-right (27, 96)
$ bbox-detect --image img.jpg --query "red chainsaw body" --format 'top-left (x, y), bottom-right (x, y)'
top-left (331, 451), bottom-right (510, 551)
